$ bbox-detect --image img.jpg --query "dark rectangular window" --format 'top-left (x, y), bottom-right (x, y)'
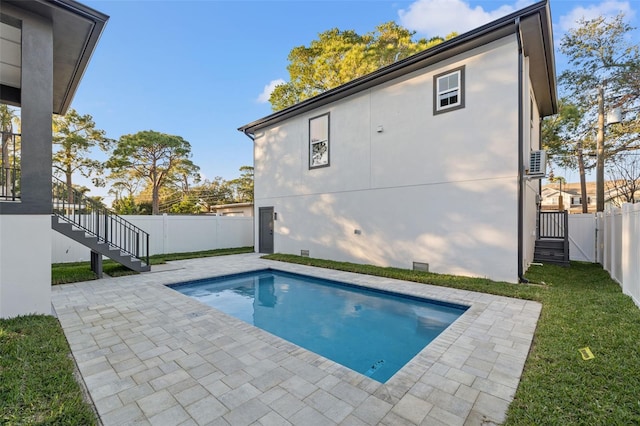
top-left (433, 66), bottom-right (465, 114)
top-left (309, 113), bottom-right (330, 169)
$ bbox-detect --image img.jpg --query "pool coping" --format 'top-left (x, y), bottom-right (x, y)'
top-left (52, 253), bottom-right (541, 425)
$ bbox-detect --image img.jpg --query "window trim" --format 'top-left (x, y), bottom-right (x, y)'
top-left (433, 65), bottom-right (465, 115)
top-left (309, 112), bottom-right (330, 169)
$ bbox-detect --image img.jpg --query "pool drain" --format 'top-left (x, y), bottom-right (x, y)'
top-left (365, 359), bottom-right (385, 376)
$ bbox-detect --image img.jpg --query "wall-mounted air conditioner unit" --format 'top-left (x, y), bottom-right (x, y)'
top-left (528, 150), bottom-right (546, 177)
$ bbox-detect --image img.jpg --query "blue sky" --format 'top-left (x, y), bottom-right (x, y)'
top-left (74, 0), bottom-right (638, 203)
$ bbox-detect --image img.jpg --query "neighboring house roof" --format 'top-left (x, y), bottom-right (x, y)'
top-left (209, 202), bottom-right (254, 209)
top-left (1, 0), bottom-right (108, 115)
top-left (543, 181), bottom-right (597, 194)
top-left (542, 180), bottom-right (640, 205)
top-left (238, 0), bottom-right (556, 137)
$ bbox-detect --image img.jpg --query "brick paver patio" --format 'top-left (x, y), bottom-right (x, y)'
top-left (52, 253), bottom-right (541, 425)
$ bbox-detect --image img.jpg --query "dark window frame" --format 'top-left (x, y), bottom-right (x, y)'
top-left (309, 112), bottom-right (330, 169)
top-left (433, 65), bottom-right (465, 115)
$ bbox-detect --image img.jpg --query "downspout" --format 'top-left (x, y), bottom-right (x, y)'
top-left (516, 17), bottom-right (529, 284)
top-left (241, 130), bottom-right (256, 141)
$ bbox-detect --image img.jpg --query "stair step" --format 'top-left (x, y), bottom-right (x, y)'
top-left (534, 236), bottom-right (569, 267)
top-left (535, 240), bottom-right (565, 248)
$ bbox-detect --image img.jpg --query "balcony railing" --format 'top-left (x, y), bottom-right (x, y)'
top-left (1, 131), bottom-right (20, 201)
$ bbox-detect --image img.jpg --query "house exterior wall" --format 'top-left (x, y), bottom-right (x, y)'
top-left (254, 36), bottom-right (524, 282)
top-left (0, 216), bottom-right (51, 317)
top-left (0, 8), bottom-right (53, 318)
top-left (522, 59), bottom-right (542, 270)
top-left (0, 3), bottom-right (53, 215)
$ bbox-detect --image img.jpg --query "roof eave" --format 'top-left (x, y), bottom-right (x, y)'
top-left (4, 0), bottom-right (109, 115)
top-left (239, 0), bottom-right (556, 136)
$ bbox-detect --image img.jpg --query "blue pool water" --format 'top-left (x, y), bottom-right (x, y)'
top-left (170, 269), bottom-right (467, 383)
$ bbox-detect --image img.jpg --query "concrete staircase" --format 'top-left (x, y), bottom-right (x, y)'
top-left (52, 176), bottom-right (150, 277)
top-left (534, 238), bottom-right (569, 267)
top-left (52, 216), bottom-right (150, 273)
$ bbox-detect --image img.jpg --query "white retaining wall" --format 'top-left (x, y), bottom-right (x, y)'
top-left (2, 215), bottom-right (52, 318)
top-left (52, 214), bottom-right (254, 263)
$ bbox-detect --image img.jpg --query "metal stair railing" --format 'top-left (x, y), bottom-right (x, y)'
top-left (537, 211), bottom-right (569, 240)
top-left (1, 131), bottom-right (20, 201)
top-left (52, 176), bottom-right (149, 267)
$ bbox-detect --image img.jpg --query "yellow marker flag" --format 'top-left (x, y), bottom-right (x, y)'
top-left (579, 347), bottom-right (594, 360)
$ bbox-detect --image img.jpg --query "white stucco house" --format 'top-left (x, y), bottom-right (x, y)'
top-left (239, 0), bottom-right (557, 283)
top-left (0, 0), bottom-right (108, 318)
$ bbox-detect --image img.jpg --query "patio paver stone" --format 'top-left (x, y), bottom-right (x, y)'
top-left (51, 253), bottom-right (541, 425)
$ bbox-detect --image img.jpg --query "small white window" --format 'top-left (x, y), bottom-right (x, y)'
top-left (433, 66), bottom-right (465, 114)
top-left (309, 113), bottom-right (329, 169)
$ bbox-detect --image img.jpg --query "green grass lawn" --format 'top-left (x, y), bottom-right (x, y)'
top-left (263, 254), bottom-right (640, 425)
top-left (0, 315), bottom-right (97, 425)
top-left (51, 246), bottom-right (255, 284)
top-left (5, 250), bottom-right (639, 424)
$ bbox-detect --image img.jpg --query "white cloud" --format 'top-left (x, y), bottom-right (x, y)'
top-left (256, 79), bottom-right (285, 103)
top-left (398, 0), bottom-right (534, 38)
top-left (559, 1), bottom-right (634, 32)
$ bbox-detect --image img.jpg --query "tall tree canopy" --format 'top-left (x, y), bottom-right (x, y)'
top-left (52, 109), bottom-right (111, 194)
top-left (269, 22), bottom-right (455, 111)
top-left (557, 13), bottom-right (639, 210)
top-left (107, 130), bottom-right (200, 215)
top-left (228, 165), bottom-right (254, 203)
top-left (560, 14), bottom-right (639, 121)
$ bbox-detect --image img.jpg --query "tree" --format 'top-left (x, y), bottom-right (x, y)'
top-left (559, 13), bottom-right (640, 211)
top-left (607, 154), bottom-right (640, 206)
top-left (228, 165), bottom-right (254, 202)
top-left (108, 171), bottom-right (143, 200)
top-left (168, 195), bottom-right (200, 214)
top-left (52, 109), bottom-right (111, 202)
top-left (112, 194), bottom-right (150, 215)
top-left (547, 172), bottom-right (567, 211)
top-left (269, 22), bottom-right (455, 111)
top-left (187, 177), bottom-right (234, 212)
top-left (107, 130), bottom-right (200, 215)
top-left (542, 100), bottom-right (592, 212)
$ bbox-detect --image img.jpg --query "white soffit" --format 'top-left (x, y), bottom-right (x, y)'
top-left (0, 20), bottom-right (21, 89)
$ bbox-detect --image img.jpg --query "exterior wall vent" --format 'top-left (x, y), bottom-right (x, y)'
top-left (301, 250), bottom-right (309, 257)
top-left (528, 150), bottom-right (547, 177)
top-left (413, 262), bottom-right (429, 272)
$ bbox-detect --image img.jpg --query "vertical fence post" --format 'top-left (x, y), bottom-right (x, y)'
top-left (563, 211), bottom-right (569, 263)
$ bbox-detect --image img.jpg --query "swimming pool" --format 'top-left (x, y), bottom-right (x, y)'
top-left (169, 269), bottom-right (468, 383)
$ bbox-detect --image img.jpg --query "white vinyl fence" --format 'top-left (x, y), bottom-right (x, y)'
top-left (599, 204), bottom-right (640, 308)
top-left (53, 214), bottom-right (254, 263)
top-left (568, 214), bottom-right (597, 263)
top-left (545, 210), bottom-right (639, 309)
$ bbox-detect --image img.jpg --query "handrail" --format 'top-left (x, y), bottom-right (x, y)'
top-left (1, 131), bottom-right (20, 201)
top-left (538, 211), bottom-right (569, 240)
top-left (52, 176), bottom-right (149, 267)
